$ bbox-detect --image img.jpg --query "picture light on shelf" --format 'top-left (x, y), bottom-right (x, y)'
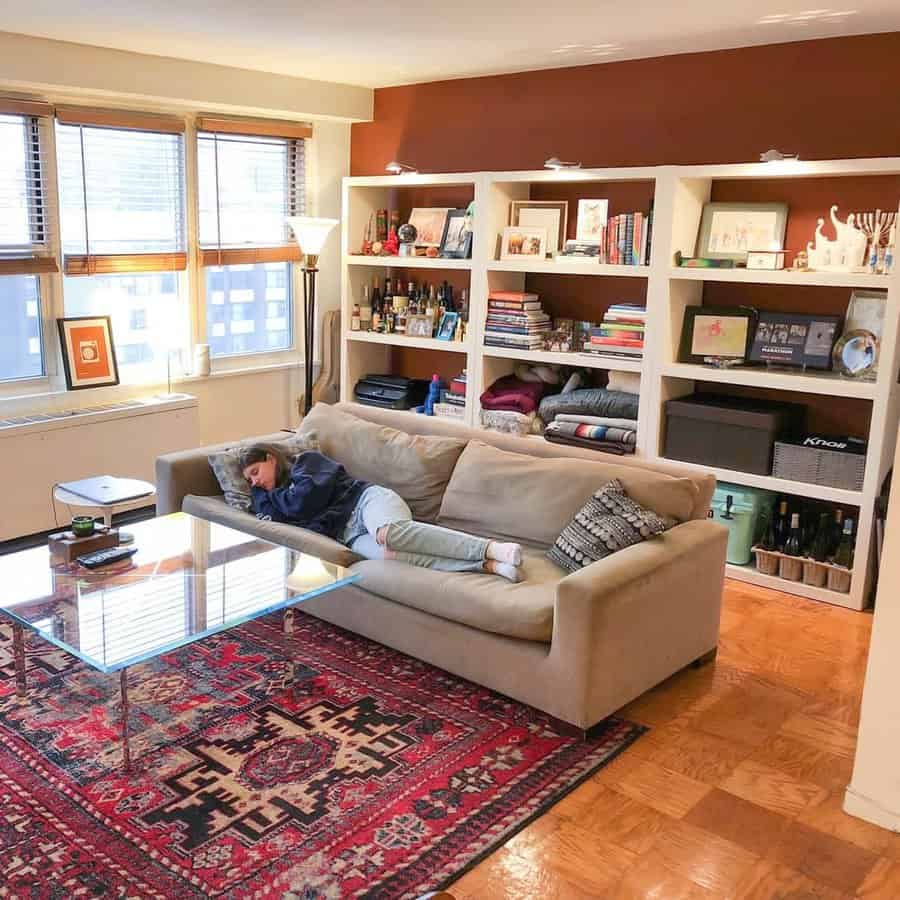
top-left (385, 160), bottom-right (418, 175)
top-left (760, 149), bottom-right (800, 163)
top-left (544, 156), bottom-right (582, 170)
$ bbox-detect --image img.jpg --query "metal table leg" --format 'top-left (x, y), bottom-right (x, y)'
top-left (120, 668), bottom-right (131, 772)
top-left (12, 623), bottom-right (26, 705)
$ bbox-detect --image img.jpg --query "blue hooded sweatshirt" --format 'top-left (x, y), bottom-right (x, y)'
top-left (250, 450), bottom-right (369, 540)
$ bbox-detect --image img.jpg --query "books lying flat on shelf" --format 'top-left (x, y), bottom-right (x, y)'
top-left (433, 402), bottom-right (466, 420)
top-left (586, 304), bottom-right (646, 357)
top-left (485, 291), bottom-right (551, 350)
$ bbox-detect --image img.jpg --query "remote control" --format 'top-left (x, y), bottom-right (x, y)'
top-left (77, 546), bottom-right (138, 569)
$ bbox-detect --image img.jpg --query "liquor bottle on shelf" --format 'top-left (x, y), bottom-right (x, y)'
top-left (459, 288), bottom-right (469, 322)
top-left (801, 508), bottom-right (818, 557)
top-left (774, 500), bottom-right (789, 552)
top-left (350, 303), bottom-right (361, 332)
top-left (359, 284), bottom-right (372, 332)
top-left (385, 303), bottom-right (395, 334)
top-left (371, 277), bottom-right (383, 333)
top-left (834, 518), bottom-right (855, 568)
top-left (784, 513), bottom-right (802, 557)
top-left (760, 509), bottom-right (778, 551)
top-left (383, 277), bottom-right (393, 311)
top-left (811, 512), bottom-right (832, 562)
top-left (425, 288), bottom-right (437, 336)
top-left (376, 209), bottom-right (388, 243)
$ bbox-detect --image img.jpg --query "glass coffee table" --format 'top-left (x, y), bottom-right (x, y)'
top-left (0, 512), bottom-right (358, 771)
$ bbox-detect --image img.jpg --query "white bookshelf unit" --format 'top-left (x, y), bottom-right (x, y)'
top-left (341, 159), bottom-right (900, 610)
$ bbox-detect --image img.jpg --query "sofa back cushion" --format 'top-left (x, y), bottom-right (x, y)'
top-left (298, 403), bottom-right (467, 521)
top-left (438, 440), bottom-right (698, 546)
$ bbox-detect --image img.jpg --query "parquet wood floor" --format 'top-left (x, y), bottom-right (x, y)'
top-left (450, 581), bottom-right (895, 899)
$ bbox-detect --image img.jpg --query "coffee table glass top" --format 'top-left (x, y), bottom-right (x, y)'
top-left (0, 512), bottom-right (358, 673)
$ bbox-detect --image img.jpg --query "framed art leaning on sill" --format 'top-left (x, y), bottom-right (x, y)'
top-left (57, 315), bottom-right (120, 390)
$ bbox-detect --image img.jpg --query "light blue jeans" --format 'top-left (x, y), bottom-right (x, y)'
top-left (342, 485), bottom-right (490, 572)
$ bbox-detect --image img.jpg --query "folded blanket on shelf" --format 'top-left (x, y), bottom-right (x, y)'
top-left (480, 409), bottom-right (538, 436)
top-left (546, 420), bottom-right (637, 446)
top-left (538, 388), bottom-right (639, 424)
top-left (555, 414), bottom-right (639, 430)
top-left (543, 431), bottom-right (634, 455)
top-left (480, 375), bottom-right (546, 415)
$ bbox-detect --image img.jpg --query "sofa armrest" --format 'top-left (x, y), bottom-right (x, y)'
top-left (155, 431), bottom-right (290, 514)
top-left (551, 519), bottom-right (728, 726)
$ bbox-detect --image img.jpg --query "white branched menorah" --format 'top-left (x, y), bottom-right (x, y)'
top-left (856, 209), bottom-right (897, 273)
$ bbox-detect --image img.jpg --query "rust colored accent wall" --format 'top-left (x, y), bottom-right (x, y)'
top-left (351, 33), bottom-right (900, 175)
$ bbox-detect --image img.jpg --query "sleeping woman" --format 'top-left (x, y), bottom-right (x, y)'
top-left (239, 444), bottom-right (523, 581)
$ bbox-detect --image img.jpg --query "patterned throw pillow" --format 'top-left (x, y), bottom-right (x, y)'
top-left (547, 478), bottom-right (672, 572)
top-left (208, 432), bottom-right (320, 512)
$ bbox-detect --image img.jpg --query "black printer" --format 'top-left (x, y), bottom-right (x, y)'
top-left (353, 374), bottom-right (429, 410)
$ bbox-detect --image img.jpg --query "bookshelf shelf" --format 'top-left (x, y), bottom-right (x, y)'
top-left (347, 331), bottom-right (471, 354)
top-left (660, 362), bottom-right (877, 400)
top-left (669, 267), bottom-right (891, 289)
top-left (342, 158), bottom-right (900, 610)
top-left (482, 345), bottom-right (643, 372)
top-left (658, 458), bottom-right (863, 506)
top-left (488, 260), bottom-right (649, 278)
top-left (344, 255), bottom-right (473, 271)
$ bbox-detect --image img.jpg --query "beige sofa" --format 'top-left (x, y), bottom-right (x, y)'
top-left (156, 402), bottom-right (727, 732)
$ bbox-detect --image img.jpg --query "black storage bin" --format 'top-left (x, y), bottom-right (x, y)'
top-left (664, 393), bottom-right (805, 475)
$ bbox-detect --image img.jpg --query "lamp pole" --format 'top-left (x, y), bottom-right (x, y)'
top-left (301, 252), bottom-right (319, 416)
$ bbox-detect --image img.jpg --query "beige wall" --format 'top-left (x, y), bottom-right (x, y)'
top-left (845, 423), bottom-right (900, 830)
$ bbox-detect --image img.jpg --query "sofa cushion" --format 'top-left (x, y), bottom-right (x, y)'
top-left (182, 494), bottom-right (361, 568)
top-left (438, 440), bottom-right (698, 547)
top-left (298, 403), bottom-right (467, 522)
top-left (348, 547), bottom-right (560, 642)
top-left (208, 433), bottom-right (321, 512)
top-left (548, 478), bottom-right (672, 572)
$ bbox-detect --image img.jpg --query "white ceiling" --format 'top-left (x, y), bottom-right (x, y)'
top-left (4, 2), bottom-right (899, 89)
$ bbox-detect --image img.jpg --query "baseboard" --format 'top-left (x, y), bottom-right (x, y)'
top-left (843, 785), bottom-right (900, 833)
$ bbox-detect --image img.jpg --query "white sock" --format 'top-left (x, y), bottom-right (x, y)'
top-left (489, 562), bottom-right (522, 583)
top-left (487, 541), bottom-right (522, 566)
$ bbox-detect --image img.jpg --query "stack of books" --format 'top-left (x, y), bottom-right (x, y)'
top-left (484, 291), bottom-right (551, 351)
top-left (601, 211), bottom-right (652, 266)
top-left (435, 371), bottom-right (467, 420)
top-left (584, 304), bottom-right (646, 359)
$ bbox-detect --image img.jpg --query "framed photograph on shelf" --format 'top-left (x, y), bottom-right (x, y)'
top-left (749, 311), bottom-right (841, 369)
top-left (439, 209), bottom-right (472, 259)
top-left (499, 226), bottom-right (547, 260)
top-left (511, 200), bottom-right (568, 252)
top-left (57, 316), bottom-right (119, 390)
top-left (406, 315), bottom-right (433, 338)
top-left (696, 202), bottom-right (788, 262)
top-left (407, 208), bottom-right (451, 247)
top-left (678, 305), bottom-right (756, 365)
top-left (846, 289), bottom-right (886, 340)
top-left (436, 311), bottom-right (459, 341)
top-left (575, 199), bottom-right (609, 244)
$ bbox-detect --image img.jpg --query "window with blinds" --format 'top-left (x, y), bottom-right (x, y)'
top-left (55, 107), bottom-right (187, 275)
top-left (197, 116), bottom-right (309, 357)
top-left (0, 99), bottom-right (56, 275)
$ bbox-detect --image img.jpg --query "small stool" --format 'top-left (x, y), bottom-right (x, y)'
top-left (54, 478), bottom-right (156, 529)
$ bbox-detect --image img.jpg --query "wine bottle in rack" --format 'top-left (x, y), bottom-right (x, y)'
top-left (811, 512), bottom-right (831, 562)
top-left (774, 500), bottom-right (789, 552)
top-left (834, 518), bottom-right (855, 568)
top-left (829, 509), bottom-right (844, 558)
top-left (360, 283), bottom-right (372, 332)
top-left (784, 513), bottom-right (802, 557)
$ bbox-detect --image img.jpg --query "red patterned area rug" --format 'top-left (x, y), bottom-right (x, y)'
top-left (0, 613), bottom-right (644, 898)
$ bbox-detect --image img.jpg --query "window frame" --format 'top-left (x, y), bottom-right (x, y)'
top-left (0, 100), bottom-right (312, 399)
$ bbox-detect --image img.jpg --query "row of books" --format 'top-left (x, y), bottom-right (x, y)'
top-left (483, 291), bottom-right (551, 350)
top-left (600, 211), bottom-right (652, 266)
top-left (584, 304), bottom-right (646, 358)
top-left (435, 370), bottom-right (467, 420)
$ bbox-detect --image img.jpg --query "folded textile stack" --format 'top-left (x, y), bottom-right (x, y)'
top-left (480, 374), bottom-right (546, 415)
top-left (584, 305), bottom-right (646, 359)
top-left (484, 291), bottom-right (551, 351)
top-left (538, 371), bottom-right (642, 455)
top-left (479, 364), bottom-right (562, 434)
top-left (545, 416), bottom-right (638, 455)
top-left (435, 370), bottom-right (467, 421)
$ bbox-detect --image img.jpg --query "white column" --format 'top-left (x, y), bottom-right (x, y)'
top-left (844, 421), bottom-right (900, 831)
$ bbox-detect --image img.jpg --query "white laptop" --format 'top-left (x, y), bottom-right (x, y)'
top-left (58, 476), bottom-right (154, 506)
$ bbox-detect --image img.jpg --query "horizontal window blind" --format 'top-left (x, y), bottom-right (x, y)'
top-left (0, 101), bottom-right (58, 275)
top-left (56, 115), bottom-right (187, 276)
top-left (197, 123), bottom-right (306, 266)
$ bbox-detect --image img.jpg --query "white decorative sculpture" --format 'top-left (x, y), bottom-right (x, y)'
top-left (806, 206), bottom-right (868, 272)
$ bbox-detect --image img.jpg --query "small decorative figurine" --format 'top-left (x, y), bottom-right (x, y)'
top-left (425, 246), bottom-right (439, 258)
top-left (806, 206), bottom-right (868, 272)
top-left (792, 249), bottom-right (809, 270)
top-left (371, 240), bottom-right (383, 256)
top-left (383, 226), bottom-right (400, 256)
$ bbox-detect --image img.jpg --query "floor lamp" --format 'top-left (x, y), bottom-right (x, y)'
top-left (287, 216), bottom-right (339, 416)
